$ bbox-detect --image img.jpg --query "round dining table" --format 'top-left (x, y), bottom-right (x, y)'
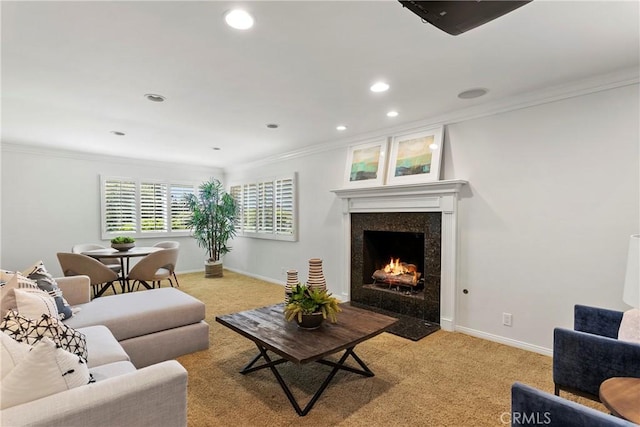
top-left (81, 246), bottom-right (162, 291)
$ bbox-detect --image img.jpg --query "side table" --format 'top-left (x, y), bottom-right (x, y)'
top-left (599, 377), bottom-right (640, 424)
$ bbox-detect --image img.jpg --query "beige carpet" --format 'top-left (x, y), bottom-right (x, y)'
top-left (163, 271), bottom-right (606, 426)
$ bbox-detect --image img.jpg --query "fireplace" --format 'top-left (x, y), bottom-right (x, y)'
top-left (332, 180), bottom-right (466, 332)
top-left (351, 213), bottom-right (441, 323)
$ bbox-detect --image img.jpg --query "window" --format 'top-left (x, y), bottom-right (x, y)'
top-left (170, 184), bottom-right (194, 232)
top-left (140, 182), bottom-right (167, 232)
top-left (230, 173), bottom-right (297, 241)
top-left (104, 179), bottom-right (136, 233)
top-left (101, 176), bottom-right (196, 239)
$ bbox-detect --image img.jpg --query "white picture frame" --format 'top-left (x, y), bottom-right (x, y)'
top-left (343, 139), bottom-right (388, 187)
top-left (386, 126), bottom-right (444, 185)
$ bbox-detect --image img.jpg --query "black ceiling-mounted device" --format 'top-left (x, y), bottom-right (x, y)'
top-left (398, 1), bottom-right (532, 36)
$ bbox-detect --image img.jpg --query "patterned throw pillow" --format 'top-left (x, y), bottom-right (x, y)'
top-left (0, 310), bottom-right (88, 362)
top-left (23, 261), bottom-right (73, 320)
top-left (0, 337), bottom-right (93, 409)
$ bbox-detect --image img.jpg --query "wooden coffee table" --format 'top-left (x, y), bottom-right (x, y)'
top-left (599, 377), bottom-right (640, 423)
top-left (216, 303), bottom-right (398, 416)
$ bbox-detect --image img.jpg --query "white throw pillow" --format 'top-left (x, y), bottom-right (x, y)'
top-left (0, 331), bottom-right (31, 379)
top-left (618, 308), bottom-right (640, 344)
top-left (0, 337), bottom-right (92, 409)
top-left (13, 288), bottom-right (59, 320)
top-left (0, 273), bottom-right (40, 317)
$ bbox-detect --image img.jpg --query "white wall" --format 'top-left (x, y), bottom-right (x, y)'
top-left (449, 85), bottom-right (639, 351)
top-left (225, 84), bottom-right (639, 353)
top-left (224, 149), bottom-right (345, 291)
top-left (0, 147), bottom-right (221, 276)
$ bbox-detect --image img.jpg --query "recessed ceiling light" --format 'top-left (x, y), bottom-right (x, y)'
top-left (211, 147), bottom-right (221, 151)
top-left (144, 93), bottom-right (166, 102)
top-left (370, 81), bottom-right (390, 93)
top-left (225, 9), bottom-right (254, 30)
top-left (457, 88), bottom-right (488, 99)
top-left (266, 123), bottom-right (279, 129)
top-left (110, 131), bottom-right (125, 136)
top-left (336, 125), bottom-right (347, 131)
top-left (386, 111), bottom-right (399, 117)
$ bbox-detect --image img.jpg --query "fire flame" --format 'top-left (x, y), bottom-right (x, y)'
top-left (383, 258), bottom-right (415, 276)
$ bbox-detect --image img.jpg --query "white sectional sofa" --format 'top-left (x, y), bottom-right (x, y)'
top-left (60, 275), bottom-right (210, 368)
top-left (1, 275), bottom-right (210, 426)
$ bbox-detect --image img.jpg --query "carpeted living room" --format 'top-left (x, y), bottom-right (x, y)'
top-left (172, 271), bottom-right (599, 426)
top-left (1, 1), bottom-right (639, 426)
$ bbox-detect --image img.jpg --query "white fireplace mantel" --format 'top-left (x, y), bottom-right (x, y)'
top-left (331, 179), bottom-right (467, 331)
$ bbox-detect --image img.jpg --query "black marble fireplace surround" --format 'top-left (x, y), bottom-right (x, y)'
top-left (350, 212), bottom-right (442, 339)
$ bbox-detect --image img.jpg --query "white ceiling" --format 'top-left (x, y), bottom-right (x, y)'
top-left (2, 1), bottom-right (639, 168)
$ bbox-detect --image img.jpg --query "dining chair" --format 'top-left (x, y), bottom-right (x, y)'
top-left (127, 248), bottom-right (178, 291)
top-left (153, 241), bottom-right (180, 286)
top-left (57, 252), bottom-right (121, 298)
top-left (71, 243), bottom-right (122, 275)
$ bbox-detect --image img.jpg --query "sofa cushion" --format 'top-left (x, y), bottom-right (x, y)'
top-left (79, 325), bottom-right (129, 368)
top-left (0, 337), bottom-right (92, 409)
top-left (89, 360), bottom-right (137, 382)
top-left (64, 288), bottom-right (206, 341)
top-left (14, 288), bottom-right (59, 319)
top-left (23, 260), bottom-right (73, 320)
top-left (0, 310), bottom-right (88, 361)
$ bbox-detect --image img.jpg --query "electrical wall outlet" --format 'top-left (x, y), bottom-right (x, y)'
top-left (502, 312), bottom-right (513, 327)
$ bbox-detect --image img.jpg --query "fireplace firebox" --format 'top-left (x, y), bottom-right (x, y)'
top-left (364, 230), bottom-right (425, 294)
top-left (350, 212), bottom-right (441, 324)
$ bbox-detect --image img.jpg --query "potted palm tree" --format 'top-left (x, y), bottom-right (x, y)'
top-left (185, 179), bottom-right (237, 278)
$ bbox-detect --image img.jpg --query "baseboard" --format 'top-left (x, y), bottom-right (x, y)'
top-left (455, 325), bottom-right (552, 357)
top-left (223, 267), bottom-right (284, 286)
top-left (175, 269), bottom-right (206, 275)
top-left (440, 317), bottom-right (453, 332)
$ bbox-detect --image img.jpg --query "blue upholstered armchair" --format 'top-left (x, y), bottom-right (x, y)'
top-left (511, 383), bottom-right (633, 426)
top-left (553, 305), bottom-right (640, 400)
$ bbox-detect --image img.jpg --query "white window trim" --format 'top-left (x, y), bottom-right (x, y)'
top-left (230, 173), bottom-right (298, 242)
top-left (100, 175), bottom-right (197, 239)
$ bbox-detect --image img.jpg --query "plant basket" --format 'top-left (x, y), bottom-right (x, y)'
top-left (111, 243), bottom-right (135, 252)
top-left (205, 260), bottom-right (223, 278)
top-left (296, 312), bottom-right (324, 330)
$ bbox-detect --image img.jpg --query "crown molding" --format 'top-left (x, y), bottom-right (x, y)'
top-left (233, 67), bottom-right (639, 171)
top-left (1, 142), bottom-right (222, 174)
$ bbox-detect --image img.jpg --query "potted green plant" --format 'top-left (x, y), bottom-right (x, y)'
top-left (110, 236), bottom-right (135, 251)
top-left (185, 178), bottom-right (237, 278)
top-left (284, 284), bottom-right (342, 329)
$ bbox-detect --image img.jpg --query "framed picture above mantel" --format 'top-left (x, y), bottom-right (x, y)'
top-left (343, 139), bottom-right (388, 188)
top-left (386, 126), bottom-right (444, 185)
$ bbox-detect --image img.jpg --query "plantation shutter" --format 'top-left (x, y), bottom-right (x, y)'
top-left (275, 177), bottom-right (294, 236)
top-left (242, 183), bottom-right (257, 233)
top-left (229, 185), bottom-right (243, 231)
top-left (140, 182), bottom-right (167, 232)
top-left (170, 184), bottom-right (194, 231)
top-left (256, 181), bottom-right (274, 233)
top-left (104, 179), bottom-right (137, 233)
